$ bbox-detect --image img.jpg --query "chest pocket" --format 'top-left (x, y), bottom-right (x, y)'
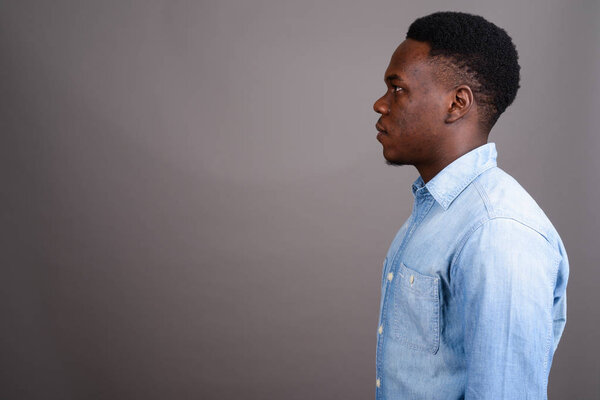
top-left (392, 262), bottom-right (440, 354)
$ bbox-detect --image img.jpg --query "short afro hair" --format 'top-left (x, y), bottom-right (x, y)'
top-left (407, 11), bottom-right (520, 130)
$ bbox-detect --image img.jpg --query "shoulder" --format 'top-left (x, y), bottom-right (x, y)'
top-left (449, 167), bottom-right (565, 272)
top-left (468, 166), bottom-right (562, 248)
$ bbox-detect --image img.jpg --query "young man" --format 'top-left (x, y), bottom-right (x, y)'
top-left (373, 12), bottom-right (569, 399)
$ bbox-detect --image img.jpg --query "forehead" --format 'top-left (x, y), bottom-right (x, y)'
top-left (384, 39), bottom-right (435, 81)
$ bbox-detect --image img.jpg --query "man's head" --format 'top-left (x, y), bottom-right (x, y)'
top-left (374, 12), bottom-right (520, 173)
top-left (406, 12), bottom-right (520, 130)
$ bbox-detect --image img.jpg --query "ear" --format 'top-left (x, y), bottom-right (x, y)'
top-left (445, 85), bottom-right (474, 123)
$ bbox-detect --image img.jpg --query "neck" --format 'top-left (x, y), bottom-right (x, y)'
top-left (417, 137), bottom-right (488, 184)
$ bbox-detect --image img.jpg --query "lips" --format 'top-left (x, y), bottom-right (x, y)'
top-left (376, 123), bottom-right (388, 134)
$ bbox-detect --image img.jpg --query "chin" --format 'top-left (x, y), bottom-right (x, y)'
top-left (383, 151), bottom-right (407, 166)
top-left (385, 159), bottom-right (408, 166)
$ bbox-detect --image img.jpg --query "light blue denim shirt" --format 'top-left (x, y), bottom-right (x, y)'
top-left (375, 142), bottom-right (569, 399)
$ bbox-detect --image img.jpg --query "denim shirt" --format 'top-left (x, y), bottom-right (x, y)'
top-left (375, 143), bottom-right (569, 400)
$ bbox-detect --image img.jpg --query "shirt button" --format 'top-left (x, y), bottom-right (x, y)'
top-left (378, 325), bottom-right (383, 335)
top-left (387, 272), bottom-right (394, 282)
top-left (410, 275), bottom-right (415, 285)
top-left (376, 378), bottom-right (381, 388)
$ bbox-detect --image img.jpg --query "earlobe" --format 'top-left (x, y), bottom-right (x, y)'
top-left (445, 85), bottom-right (474, 123)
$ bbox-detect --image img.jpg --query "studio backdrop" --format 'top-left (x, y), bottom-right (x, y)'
top-left (2, 0), bottom-right (599, 399)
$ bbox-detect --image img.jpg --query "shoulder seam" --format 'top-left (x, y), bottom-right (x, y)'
top-left (450, 216), bottom-right (562, 281)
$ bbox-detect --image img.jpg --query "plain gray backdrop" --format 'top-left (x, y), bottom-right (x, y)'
top-left (2, 0), bottom-right (599, 399)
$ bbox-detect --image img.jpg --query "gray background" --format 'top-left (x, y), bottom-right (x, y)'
top-left (2, 0), bottom-right (598, 399)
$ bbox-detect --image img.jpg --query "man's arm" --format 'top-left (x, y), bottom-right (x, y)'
top-left (452, 217), bottom-right (563, 399)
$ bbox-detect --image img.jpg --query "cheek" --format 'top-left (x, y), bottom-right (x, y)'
top-left (388, 96), bottom-right (439, 135)
top-left (390, 110), bottom-right (425, 135)
top-left (407, 101), bottom-right (440, 128)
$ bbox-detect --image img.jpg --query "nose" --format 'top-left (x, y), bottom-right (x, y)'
top-left (373, 94), bottom-right (389, 115)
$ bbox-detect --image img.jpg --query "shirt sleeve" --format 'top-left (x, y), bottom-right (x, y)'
top-left (452, 217), bottom-right (562, 399)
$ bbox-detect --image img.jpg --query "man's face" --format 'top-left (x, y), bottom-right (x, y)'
top-left (374, 39), bottom-right (452, 166)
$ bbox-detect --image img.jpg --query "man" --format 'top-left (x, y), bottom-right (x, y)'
top-left (373, 12), bottom-right (569, 399)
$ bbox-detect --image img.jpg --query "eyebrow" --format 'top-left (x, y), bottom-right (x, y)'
top-left (385, 74), bottom-right (405, 83)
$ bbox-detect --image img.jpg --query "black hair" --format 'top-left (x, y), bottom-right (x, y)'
top-left (407, 11), bottom-right (520, 130)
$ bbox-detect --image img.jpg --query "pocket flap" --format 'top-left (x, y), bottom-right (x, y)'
top-left (398, 262), bottom-right (439, 299)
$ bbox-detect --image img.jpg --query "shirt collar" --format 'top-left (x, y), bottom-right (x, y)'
top-left (411, 142), bottom-right (498, 210)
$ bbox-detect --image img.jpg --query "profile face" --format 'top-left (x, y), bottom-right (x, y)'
top-left (373, 39), bottom-right (451, 166)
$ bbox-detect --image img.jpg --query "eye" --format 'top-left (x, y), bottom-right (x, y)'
top-left (392, 85), bottom-right (404, 93)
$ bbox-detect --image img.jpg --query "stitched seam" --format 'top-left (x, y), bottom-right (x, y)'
top-left (450, 216), bottom-right (562, 284)
top-left (450, 217), bottom-right (490, 282)
top-left (543, 255), bottom-right (561, 384)
top-left (473, 179), bottom-right (494, 218)
top-left (490, 213), bottom-right (561, 262)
